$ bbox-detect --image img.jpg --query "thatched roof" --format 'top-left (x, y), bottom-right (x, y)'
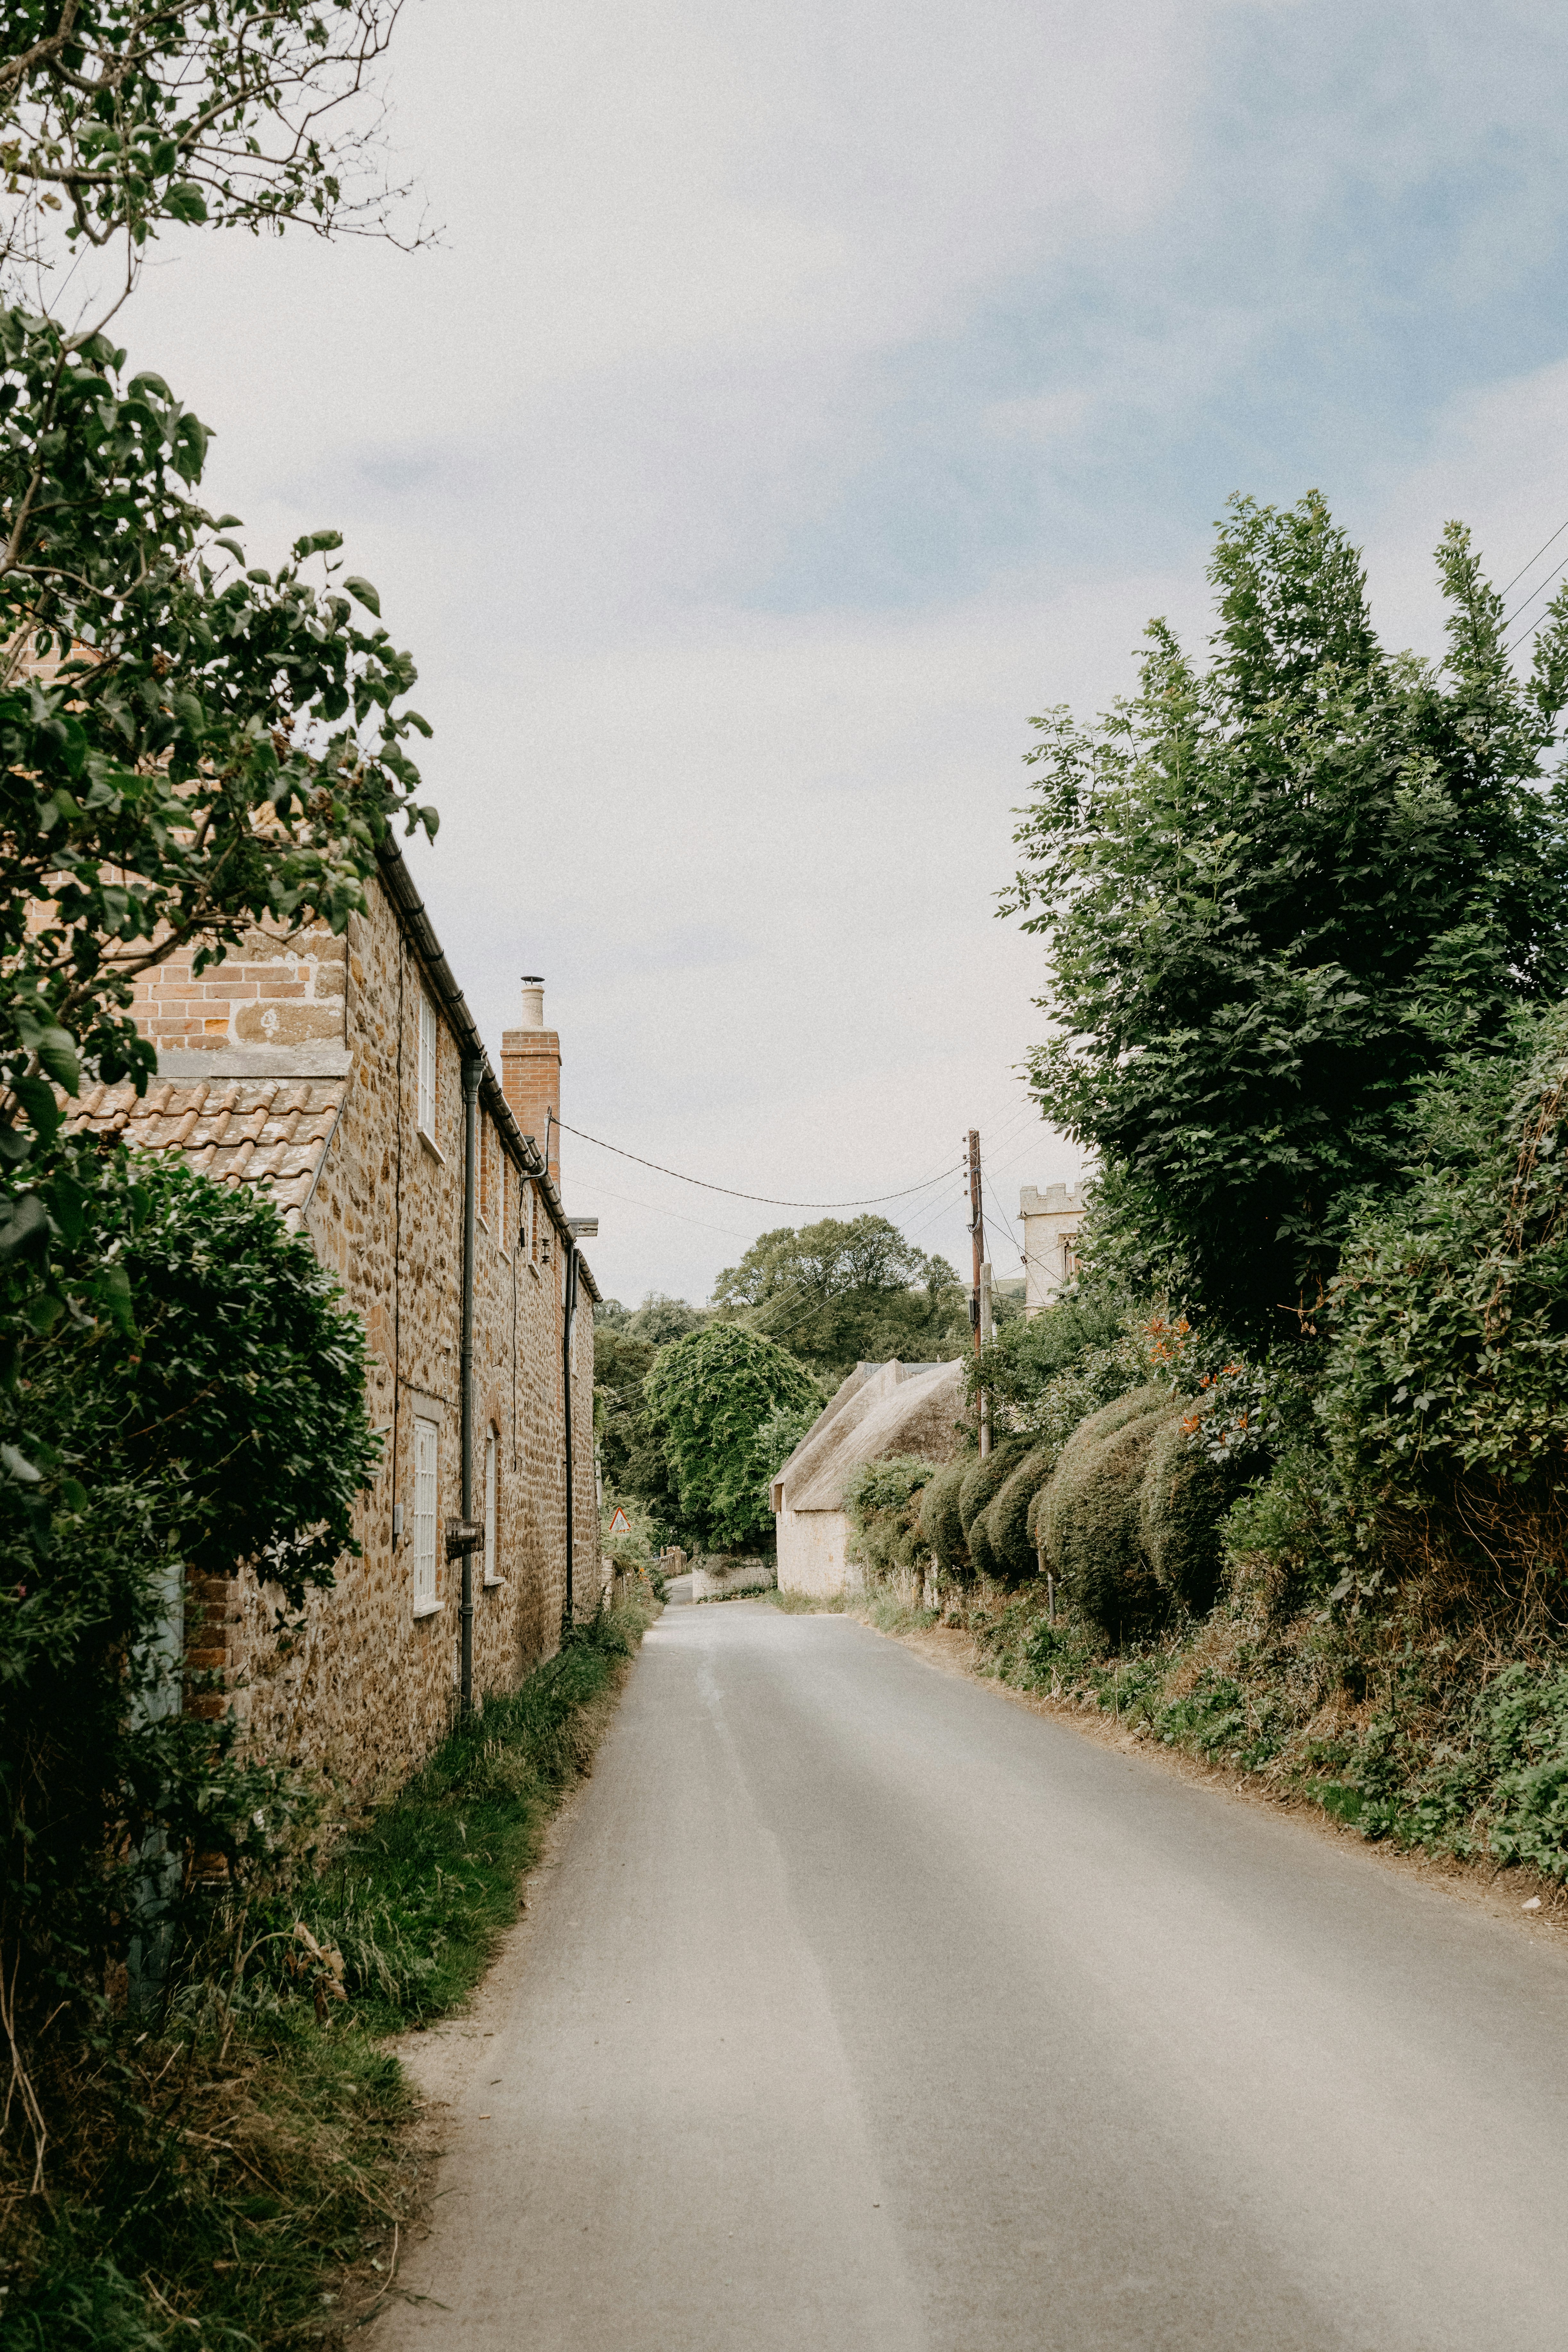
top-left (771, 1358), bottom-right (965, 1515)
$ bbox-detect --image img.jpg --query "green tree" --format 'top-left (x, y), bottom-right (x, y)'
top-left (643, 1324), bottom-right (820, 1553)
top-left (0, 5), bottom-right (432, 1344)
top-left (1004, 493), bottom-right (1568, 1351)
top-left (594, 1323), bottom-right (680, 1525)
top-left (627, 1291), bottom-right (708, 1346)
top-left (713, 1214), bottom-right (968, 1382)
top-left (1, 1153), bottom-right (379, 2184)
top-left (1, 0), bottom-right (413, 259)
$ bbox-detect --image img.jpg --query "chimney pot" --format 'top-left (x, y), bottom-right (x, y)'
top-left (520, 976), bottom-right (545, 1030)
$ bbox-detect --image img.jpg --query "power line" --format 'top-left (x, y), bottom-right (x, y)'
top-left (556, 1117), bottom-right (960, 1210)
top-left (1507, 577), bottom-right (1568, 658)
top-left (568, 1172), bottom-right (758, 1246)
top-left (1498, 515), bottom-right (1568, 604)
top-left (1503, 554), bottom-right (1568, 641)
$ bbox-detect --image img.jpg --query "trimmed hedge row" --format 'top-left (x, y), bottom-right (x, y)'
top-left (914, 1388), bottom-right (1236, 1636)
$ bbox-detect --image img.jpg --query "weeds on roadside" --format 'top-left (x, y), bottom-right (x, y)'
top-left (1, 1598), bottom-right (658, 2351)
top-left (954, 1566), bottom-right (1568, 1886)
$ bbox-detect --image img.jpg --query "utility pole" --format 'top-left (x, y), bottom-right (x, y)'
top-left (967, 1129), bottom-right (991, 1458)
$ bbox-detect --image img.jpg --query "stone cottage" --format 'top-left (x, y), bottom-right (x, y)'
top-left (771, 1358), bottom-right (965, 1597)
top-left (69, 839), bottom-right (600, 1795)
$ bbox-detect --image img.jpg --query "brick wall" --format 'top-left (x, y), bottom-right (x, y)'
top-left (131, 926), bottom-right (348, 1059)
top-left (500, 1023), bottom-right (561, 1185)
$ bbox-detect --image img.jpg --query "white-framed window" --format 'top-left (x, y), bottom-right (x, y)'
top-left (497, 1152), bottom-right (506, 1246)
top-left (483, 1425), bottom-right (499, 1585)
top-left (417, 989), bottom-right (437, 1139)
top-left (413, 1416), bottom-right (439, 1612)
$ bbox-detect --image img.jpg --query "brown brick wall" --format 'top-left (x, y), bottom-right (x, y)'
top-left (500, 1027), bottom-right (561, 1185)
top-left (130, 926), bottom-right (348, 1057)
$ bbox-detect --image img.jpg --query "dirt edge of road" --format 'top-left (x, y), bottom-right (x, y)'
top-left (804, 1603), bottom-right (1568, 1950)
top-left (345, 1654), bottom-right (648, 2339)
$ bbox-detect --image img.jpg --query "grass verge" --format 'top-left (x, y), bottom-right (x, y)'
top-left (1, 1595), bottom-right (659, 2351)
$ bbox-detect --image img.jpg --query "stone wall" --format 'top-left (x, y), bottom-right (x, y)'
top-left (130, 925), bottom-right (350, 1065)
top-left (1020, 1182), bottom-right (1085, 1316)
top-left (137, 881), bottom-right (599, 1798)
top-left (691, 1556), bottom-right (776, 1602)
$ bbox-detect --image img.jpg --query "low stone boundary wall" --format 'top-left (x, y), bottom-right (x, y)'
top-left (692, 1555), bottom-right (776, 1603)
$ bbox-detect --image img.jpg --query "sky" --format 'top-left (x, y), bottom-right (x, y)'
top-left (79, 0), bottom-right (1568, 1306)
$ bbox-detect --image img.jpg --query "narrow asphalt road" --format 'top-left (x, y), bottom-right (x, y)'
top-left (378, 1598), bottom-right (1568, 2351)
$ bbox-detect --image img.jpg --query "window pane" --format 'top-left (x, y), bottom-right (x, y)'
top-left (414, 1416), bottom-right (438, 1608)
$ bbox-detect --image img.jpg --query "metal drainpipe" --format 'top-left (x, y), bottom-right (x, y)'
top-left (561, 1235), bottom-right (579, 1639)
top-left (460, 1056), bottom-right (481, 1714)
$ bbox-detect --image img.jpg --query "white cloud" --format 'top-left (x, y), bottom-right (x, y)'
top-left (42, 0), bottom-right (1568, 1311)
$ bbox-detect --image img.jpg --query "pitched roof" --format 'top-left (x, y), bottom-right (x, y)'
top-left (70, 1076), bottom-right (346, 1231)
top-left (772, 1357), bottom-right (965, 1514)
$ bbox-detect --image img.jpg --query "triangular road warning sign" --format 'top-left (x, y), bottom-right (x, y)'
top-left (608, 1506), bottom-right (632, 1535)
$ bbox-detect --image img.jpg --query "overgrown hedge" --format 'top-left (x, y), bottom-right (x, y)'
top-left (1, 1153), bottom-right (379, 2218)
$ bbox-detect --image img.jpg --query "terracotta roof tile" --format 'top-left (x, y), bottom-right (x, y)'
top-left (68, 1076), bottom-right (347, 1229)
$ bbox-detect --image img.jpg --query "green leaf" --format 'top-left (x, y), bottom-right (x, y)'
top-left (15, 1015), bottom-right (80, 1095)
top-left (0, 1195), bottom-right (48, 1270)
top-left (7, 1077), bottom-right (58, 1142)
top-left (0, 1441), bottom-right (41, 1485)
top-left (343, 575), bottom-right (381, 618)
top-left (164, 183), bottom-right (209, 225)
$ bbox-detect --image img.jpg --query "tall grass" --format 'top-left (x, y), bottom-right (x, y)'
top-left (1, 1598), bottom-right (658, 2351)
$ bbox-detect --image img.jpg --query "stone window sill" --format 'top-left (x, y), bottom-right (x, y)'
top-left (417, 1127), bottom-right (446, 1167)
top-left (412, 1597), bottom-right (444, 1620)
top-left (482, 1576), bottom-right (506, 1591)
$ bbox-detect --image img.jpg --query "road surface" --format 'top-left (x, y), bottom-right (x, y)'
top-left (378, 1595), bottom-right (1568, 2350)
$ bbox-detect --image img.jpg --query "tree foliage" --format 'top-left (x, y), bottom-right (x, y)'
top-left (1, 0), bottom-right (414, 264)
top-left (0, 9), bottom-right (432, 1348)
top-left (712, 1214), bottom-right (967, 1382)
top-left (642, 1323), bottom-right (820, 1553)
top-left (1005, 493), bottom-right (1568, 1349)
top-left (2, 1154), bottom-right (378, 2173)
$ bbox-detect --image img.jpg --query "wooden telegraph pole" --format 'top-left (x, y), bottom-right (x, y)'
top-left (967, 1129), bottom-right (990, 1458)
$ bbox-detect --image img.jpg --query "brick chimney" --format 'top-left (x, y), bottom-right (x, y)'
top-left (501, 975), bottom-right (560, 1185)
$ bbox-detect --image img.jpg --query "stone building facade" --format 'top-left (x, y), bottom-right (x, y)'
top-left (71, 841), bottom-right (600, 1796)
top-left (1020, 1182), bottom-right (1085, 1315)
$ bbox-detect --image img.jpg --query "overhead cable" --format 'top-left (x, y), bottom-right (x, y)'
top-left (555, 1117), bottom-right (960, 1210)
top-left (1502, 554), bottom-right (1568, 640)
top-left (1498, 515), bottom-right (1568, 604)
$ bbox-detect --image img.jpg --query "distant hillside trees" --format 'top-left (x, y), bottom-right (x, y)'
top-left (712, 1214), bottom-right (968, 1382)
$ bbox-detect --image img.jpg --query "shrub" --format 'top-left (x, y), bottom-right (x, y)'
top-left (982, 1444), bottom-right (1055, 1584)
top-left (1304, 1011), bottom-right (1568, 1601)
top-left (1039, 1388), bottom-right (1169, 1637)
top-left (844, 1457), bottom-right (939, 1584)
top-left (0, 1151), bottom-right (377, 2205)
top-left (1138, 1408), bottom-right (1234, 1614)
top-left (958, 1440), bottom-right (1032, 1581)
top-left (920, 1458), bottom-right (972, 1576)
